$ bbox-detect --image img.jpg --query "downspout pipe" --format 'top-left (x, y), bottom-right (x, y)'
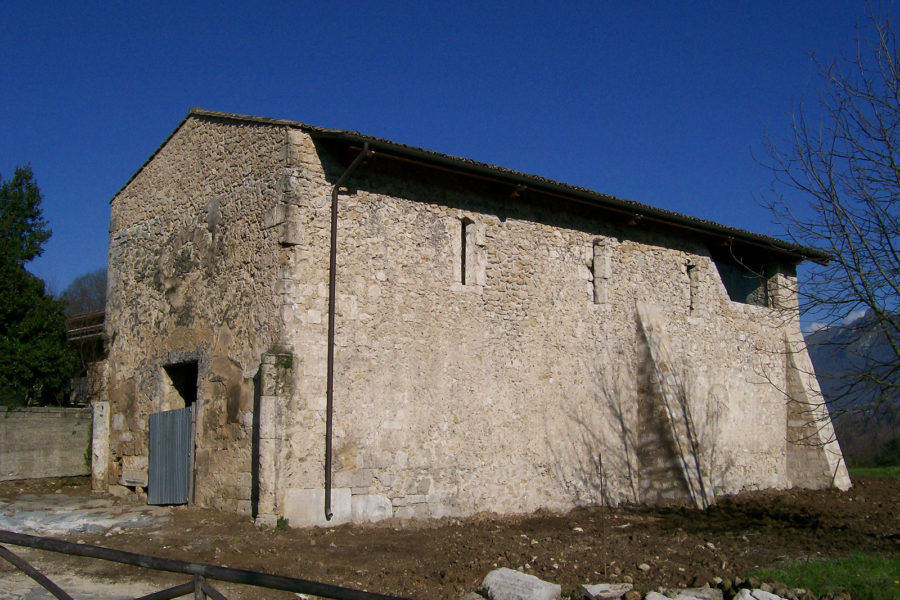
top-left (325, 142), bottom-right (370, 521)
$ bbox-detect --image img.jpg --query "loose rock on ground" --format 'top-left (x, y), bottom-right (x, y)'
top-left (0, 476), bottom-right (895, 600)
top-left (470, 569), bottom-right (851, 600)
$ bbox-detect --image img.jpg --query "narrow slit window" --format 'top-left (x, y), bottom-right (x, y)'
top-left (686, 262), bottom-right (698, 312)
top-left (460, 218), bottom-right (474, 286)
top-left (455, 217), bottom-right (485, 288)
top-left (592, 240), bottom-right (610, 304)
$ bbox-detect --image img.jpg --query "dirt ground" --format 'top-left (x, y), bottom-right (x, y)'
top-left (0, 476), bottom-right (897, 600)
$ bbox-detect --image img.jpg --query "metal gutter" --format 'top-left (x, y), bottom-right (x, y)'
top-left (324, 142), bottom-right (370, 521)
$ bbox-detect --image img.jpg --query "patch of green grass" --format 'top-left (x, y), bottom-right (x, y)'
top-left (751, 553), bottom-right (900, 600)
top-left (276, 354), bottom-right (293, 370)
top-left (849, 465), bottom-right (900, 478)
top-left (274, 516), bottom-right (289, 532)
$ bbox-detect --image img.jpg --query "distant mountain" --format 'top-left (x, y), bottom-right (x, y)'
top-left (805, 310), bottom-right (899, 466)
top-left (807, 309), bottom-right (898, 410)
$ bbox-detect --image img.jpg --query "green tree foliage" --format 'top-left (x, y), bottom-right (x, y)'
top-left (875, 436), bottom-right (900, 466)
top-left (0, 166), bottom-right (78, 406)
top-left (0, 165), bottom-right (51, 264)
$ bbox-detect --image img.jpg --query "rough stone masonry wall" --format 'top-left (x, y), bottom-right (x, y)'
top-left (105, 116), bottom-right (287, 513)
top-left (0, 407), bottom-right (91, 481)
top-left (104, 116), bottom-right (848, 523)
top-left (272, 130), bottom-right (847, 526)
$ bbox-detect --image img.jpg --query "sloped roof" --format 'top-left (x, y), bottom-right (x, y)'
top-left (115, 107), bottom-right (828, 264)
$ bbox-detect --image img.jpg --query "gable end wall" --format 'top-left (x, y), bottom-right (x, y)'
top-left (105, 117), bottom-right (288, 513)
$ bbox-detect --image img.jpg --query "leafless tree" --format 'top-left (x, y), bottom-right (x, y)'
top-left (59, 267), bottom-right (106, 316)
top-left (59, 268), bottom-right (107, 405)
top-left (765, 12), bottom-right (900, 419)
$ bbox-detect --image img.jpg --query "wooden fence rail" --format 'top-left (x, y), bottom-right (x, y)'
top-left (0, 529), bottom-right (412, 600)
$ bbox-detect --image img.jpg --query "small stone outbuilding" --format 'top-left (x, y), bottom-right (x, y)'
top-left (95, 108), bottom-right (849, 526)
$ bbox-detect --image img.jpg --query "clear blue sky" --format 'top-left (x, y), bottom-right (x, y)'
top-left (0, 1), bottom-right (886, 293)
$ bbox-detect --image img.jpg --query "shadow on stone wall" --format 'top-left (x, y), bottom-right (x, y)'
top-left (552, 305), bottom-right (736, 509)
top-left (551, 365), bottom-right (640, 508)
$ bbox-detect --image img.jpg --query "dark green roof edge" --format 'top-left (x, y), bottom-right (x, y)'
top-left (116, 108), bottom-right (829, 265)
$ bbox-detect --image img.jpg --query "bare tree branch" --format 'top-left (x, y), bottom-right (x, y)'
top-left (765, 12), bottom-right (900, 423)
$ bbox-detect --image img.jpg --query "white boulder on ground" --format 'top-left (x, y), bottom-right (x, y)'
top-left (575, 583), bottom-right (634, 600)
top-left (480, 568), bottom-right (561, 600)
top-left (645, 590), bottom-right (724, 600)
top-left (733, 590), bottom-right (785, 600)
top-left (672, 589), bottom-right (724, 600)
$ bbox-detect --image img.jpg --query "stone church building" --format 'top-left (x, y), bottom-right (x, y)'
top-left (94, 108), bottom-right (850, 526)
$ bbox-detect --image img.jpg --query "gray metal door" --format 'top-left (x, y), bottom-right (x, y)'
top-left (148, 406), bottom-right (193, 505)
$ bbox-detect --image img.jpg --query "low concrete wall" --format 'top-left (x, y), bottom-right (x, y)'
top-left (0, 406), bottom-right (92, 481)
